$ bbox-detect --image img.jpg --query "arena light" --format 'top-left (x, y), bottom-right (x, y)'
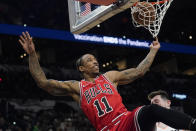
top-left (172, 93), bottom-right (187, 100)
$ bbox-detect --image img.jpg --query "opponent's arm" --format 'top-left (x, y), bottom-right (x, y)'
top-left (106, 38), bottom-right (160, 85)
top-left (19, 32), bottom-right (78, 96)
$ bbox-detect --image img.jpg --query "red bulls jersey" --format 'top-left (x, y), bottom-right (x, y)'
top-left (79, 74), bottom-right (128, 131)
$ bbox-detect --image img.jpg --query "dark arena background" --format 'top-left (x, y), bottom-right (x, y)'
top-left (0, 0), bottom-right (196, 130)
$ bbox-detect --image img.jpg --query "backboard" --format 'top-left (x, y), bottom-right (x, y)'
top-left (68, 0), bottom-right (138, 34)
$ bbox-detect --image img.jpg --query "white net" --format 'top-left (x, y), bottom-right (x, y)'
top-left (131, 0), bottom-right (173, 38)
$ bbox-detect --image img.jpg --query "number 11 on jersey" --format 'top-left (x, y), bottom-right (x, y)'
top-left (94, 96), bottom-right (113, 117)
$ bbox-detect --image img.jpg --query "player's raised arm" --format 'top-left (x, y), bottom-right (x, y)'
top-left (105, 38), bottom-right (160, 85)
top-left (18, 32), bottom-right (79, 96)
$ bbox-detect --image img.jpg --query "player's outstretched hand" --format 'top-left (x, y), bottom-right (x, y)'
top-left (19, 31), bottom-right (35, 54)
top-left (150, 37), bottom-right (160, 51)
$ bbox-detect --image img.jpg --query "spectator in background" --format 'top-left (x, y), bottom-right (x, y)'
top-left (148, 90), bottom-right (190, 131)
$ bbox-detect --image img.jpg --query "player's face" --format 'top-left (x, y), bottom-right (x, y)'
top-left (151, 95), bottom-right (171, 109)
top-left (80, 54), bottom-right (99, 75)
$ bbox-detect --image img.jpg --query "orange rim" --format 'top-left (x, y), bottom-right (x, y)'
top-left (150, 0), bottom-right (170, 5)
top-left (133, 0), bottom-right (170, 6)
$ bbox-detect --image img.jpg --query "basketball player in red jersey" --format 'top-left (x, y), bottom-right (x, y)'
top-left (19, 31), bottom-right (196, 131)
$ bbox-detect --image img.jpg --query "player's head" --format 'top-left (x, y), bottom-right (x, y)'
top-left (148, 90), bottom-right (171, 109)
top-left (76, 54), bottom-right (99, 76)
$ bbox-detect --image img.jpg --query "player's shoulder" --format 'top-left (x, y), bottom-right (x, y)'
top-left (62, 80), bottom-right (80, 92)
top-left (104, 70), bottom-right (119, 76)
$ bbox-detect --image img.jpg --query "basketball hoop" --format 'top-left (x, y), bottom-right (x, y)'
top-left (131, 0), bottom-right (173, 38)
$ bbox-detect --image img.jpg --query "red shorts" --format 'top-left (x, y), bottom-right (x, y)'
top-left (100, 106), bottom-right (143, 131)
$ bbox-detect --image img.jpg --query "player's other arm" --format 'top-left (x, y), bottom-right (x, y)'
top-left (106, 38), bottom-right (160, 85)
top-left (19, 32), bottom-right (78, 96)
top-left (29, 52), bottom-right (78, 96)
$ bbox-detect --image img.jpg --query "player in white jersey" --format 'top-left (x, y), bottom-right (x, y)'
top-left (148, 90), bottom-right (190, 131)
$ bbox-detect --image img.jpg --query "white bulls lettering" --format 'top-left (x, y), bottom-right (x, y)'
top-left (84, 84), bottom-right (113, 104)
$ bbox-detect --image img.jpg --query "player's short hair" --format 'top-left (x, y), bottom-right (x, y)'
top-left (148, 90), bottom-right (169, 101)
top-left (76, 55), bottom-right (84, 72)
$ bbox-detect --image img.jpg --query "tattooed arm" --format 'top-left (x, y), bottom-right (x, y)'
top-left (19, 32), bottom-right (79, 96)
top-left (105, 38), bottom-right (160, 86)
top-left (29, 52), bottom-right (79, 95)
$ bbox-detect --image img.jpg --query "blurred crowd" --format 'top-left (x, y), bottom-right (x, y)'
top-left (0, 99), bottom-right (94, 131)
top-left (0, 0), bottom-right (69, 30)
